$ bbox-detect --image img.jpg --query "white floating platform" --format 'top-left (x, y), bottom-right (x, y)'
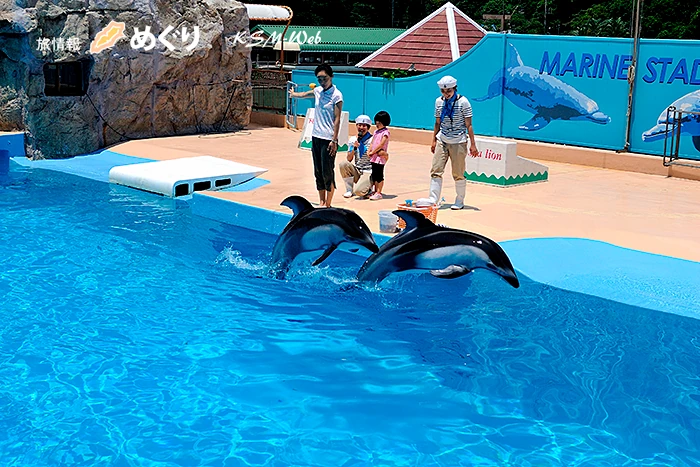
top-left (108, 156), bottom-right (268, 197)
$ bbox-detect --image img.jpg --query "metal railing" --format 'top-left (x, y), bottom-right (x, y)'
top-left (663, 106), bottom-right (700, 168)
top-left (286, 81), bottom-right (297, 129)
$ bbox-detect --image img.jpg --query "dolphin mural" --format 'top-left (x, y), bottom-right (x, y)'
top-left (270, 195), bottom-right (378, 278)
top-left (475, 44), bottom-right (611, 131)
top-left (356, 211), bottom-right (519, 288)
top-left (642, 89), bottom-right (700, 152)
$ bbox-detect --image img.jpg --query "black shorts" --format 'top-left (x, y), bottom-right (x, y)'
top-left (311, 137), bottom-right (336, 191)
top-left (371, 162), bottom-right (385, 183)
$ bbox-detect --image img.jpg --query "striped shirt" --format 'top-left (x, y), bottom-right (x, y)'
top-left (348, 133), bottom-right (373, 172)
top-left (434, 95), bottom-right (473, 144)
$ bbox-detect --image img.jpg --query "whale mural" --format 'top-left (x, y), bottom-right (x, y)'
top-left (475, 44), bottom-right (611, 131)
top-left (642, 90), bottom-right (700, 153)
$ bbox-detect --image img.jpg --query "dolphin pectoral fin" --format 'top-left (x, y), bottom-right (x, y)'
top-left (694, 136), bottom-right (700, 152)
top-left (430, 265), bottom-right (471, 279)
top-left (312, 245), bottom-right (338, 266)
top-left (281, 196), bottom-right (314, 220)
top-left (519, 115), bottom-right (549, 131)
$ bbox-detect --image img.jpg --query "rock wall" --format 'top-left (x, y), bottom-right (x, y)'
top-left (0, 0), bottom-right (252, 159)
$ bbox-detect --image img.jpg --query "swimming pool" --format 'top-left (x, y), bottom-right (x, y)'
top-left (2, 163), bottom-right (699, 466)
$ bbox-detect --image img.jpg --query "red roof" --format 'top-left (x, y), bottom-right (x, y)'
top-left (357, 2), bottom-right (487, 72)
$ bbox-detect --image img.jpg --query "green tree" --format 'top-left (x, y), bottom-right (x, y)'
top-left (264, 0), bottom-right (700, 39)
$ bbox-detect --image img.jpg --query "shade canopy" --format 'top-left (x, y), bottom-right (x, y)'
top-left (245, 4), bottom-right (293, 22)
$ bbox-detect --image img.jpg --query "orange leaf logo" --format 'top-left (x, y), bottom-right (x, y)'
top-left (90, 21), bottom-right (126, 54)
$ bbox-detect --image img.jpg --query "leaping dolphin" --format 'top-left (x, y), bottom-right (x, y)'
top-left (356, 211), bottom-right (519, 288)
top-left (475, 44), bottom-right (610, 131)
top-left (642, 90), bottom-right (700, 152)
top-left (271, 195), bottom-right (378, 278)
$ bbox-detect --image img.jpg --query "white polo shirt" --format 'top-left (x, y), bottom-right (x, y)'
top-left (312, 85), bottom-right (343, 141)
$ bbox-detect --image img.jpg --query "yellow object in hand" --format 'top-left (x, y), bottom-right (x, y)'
top-left (309, 83), bottom-right (316, 89)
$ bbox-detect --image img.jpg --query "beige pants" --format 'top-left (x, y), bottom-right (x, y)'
top-left (338, 161), bottom-right (372, 196)
top-left (431, 141), bottom-right (467, 181)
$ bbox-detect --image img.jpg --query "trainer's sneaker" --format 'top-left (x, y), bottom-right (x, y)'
top-left (450, 202), bottom-right (464, 210)
top-left (369, 192), bottom-right (383, 200)
top-left (343, 191), bottom-right (353, 198)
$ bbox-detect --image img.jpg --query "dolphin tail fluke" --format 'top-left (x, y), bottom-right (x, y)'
top-left (312, 245), bottom-right (338, 266)
top-left (281, 195), bottom-right (314, 219)
top-left (473, 95), bottom-right (494, 103)
top-left (694, 136), bottom-right (700, 152)
top-left (430, 265), bottom-right (471, 279)
top-left (519, 115), bottom-right (549, 131)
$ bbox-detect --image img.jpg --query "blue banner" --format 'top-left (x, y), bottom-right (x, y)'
top-left (292, 34), bottom-right (700, 160)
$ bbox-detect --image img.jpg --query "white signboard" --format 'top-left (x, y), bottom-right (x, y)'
top-left (466, 137), bottom-right (549, 186)
top-left (298, 108), bottom-right (350, 152)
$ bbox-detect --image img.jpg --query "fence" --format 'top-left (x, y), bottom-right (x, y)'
top-left (252, 70), bottom-right (290, 114)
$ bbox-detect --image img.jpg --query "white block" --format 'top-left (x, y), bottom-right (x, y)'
top-left (109, 156), bottom-right (268, 197)
top-left (298, 109), bottom-right (350, 152)
top-left (466, 137), bottom-right (548, 187)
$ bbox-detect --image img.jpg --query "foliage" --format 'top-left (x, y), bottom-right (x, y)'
top-left (268, 0), bottom-right (699, 39)
top-left (381, 69), bottom-right (411, 80)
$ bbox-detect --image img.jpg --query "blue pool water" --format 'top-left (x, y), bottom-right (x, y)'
top-left (1, 164), bottom-right (700, 466)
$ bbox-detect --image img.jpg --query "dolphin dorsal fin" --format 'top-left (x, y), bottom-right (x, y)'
top-left (281, 195), bottom-right (314, 220)
top-left (507, 44), bottom-right (523, 68)
top-left (393, 210), bottom-right (435, 231)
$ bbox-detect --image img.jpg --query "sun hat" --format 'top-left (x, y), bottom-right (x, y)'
top-left (355, 115), bottom-right (372, 125)
top-left (437, 75), bottom-right (457, 89)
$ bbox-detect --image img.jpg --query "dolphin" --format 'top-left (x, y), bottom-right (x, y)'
top-left (356, 211), bottom-right (519, 288)
top-left (475, 44), bottom-right (610, 131)
top-left (270, 195), bottom-right (379, 278)
top-left (642, 90), bottom-right (700, 152)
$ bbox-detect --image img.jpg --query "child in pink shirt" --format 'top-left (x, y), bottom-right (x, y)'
top-left (368, 111), bottom-right (391, 200)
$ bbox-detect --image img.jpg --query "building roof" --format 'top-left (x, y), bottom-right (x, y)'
top-left (249, 25), bottom-right (406, 53)
top-left (356, 2), bottom-right (488, 72)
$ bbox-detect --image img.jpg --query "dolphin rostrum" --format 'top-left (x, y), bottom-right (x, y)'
top-left (475, 44), bottom-right (610, 131)
top-left (356, 211), bottom-right (519, 288)
top-left (270, 195), bottom-right (379, 278)
top-left (642, 89), bottom-right (700, 152)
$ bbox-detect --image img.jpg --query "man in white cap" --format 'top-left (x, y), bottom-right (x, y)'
top-left (429, 75), bottom-right (479, 209)
top-left (339, 114), bottom-right (379, 198)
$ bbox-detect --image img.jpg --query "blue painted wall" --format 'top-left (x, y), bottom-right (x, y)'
top-left (293, 34), bottom-right (700, 160)
top-left (0, 132), bottom-right (26, 158)
top-left (630, 39), bottom-right (700, 160)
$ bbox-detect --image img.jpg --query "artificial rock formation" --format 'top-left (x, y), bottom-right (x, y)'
top-left (0, 0), bottom-right (252, 159)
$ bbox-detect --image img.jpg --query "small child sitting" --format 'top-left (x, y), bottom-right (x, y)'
top-left (367, 111), bottom-right (391, 200)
